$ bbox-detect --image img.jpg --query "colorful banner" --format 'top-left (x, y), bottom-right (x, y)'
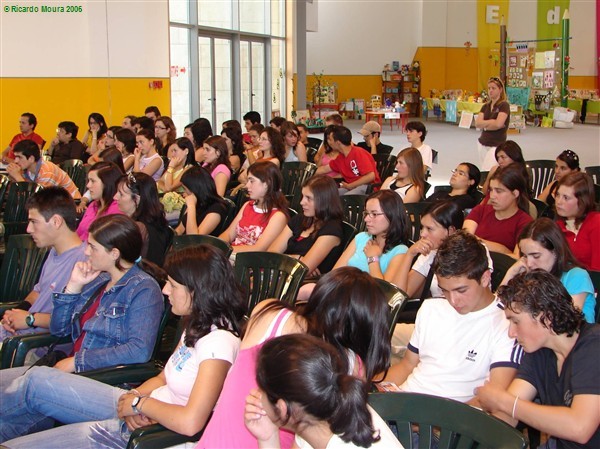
top-left (477, 0), bottom-right (510, 90)
top-left (537, 0), bottom-right (570, 51)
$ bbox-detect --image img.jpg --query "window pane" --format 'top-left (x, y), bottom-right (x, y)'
top-left (251, 42), bottom-right (265, 122)
top-left (271, 39), bottom-right (285, 117)
top-left (271, 0), bottom-right (284, 37)
top-left (169, 0), bottom-right (188, 24)
top-left (240, 42), bottom-right (251, 120)
top-left (198, 1), bottom-right (232, 29)
top-left (240, 0), bottom-right (267, 34)
top-left (215, 39), bottom-right (233, 128)
top-left (198, 37), bottom-right (214, 126)
top-left (169, 27), bottom-right (191, 134)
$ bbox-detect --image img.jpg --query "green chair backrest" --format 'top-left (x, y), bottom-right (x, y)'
top-left (341, 194), bottom-right (367, 233)
top-left (340, 221), bottom-right (357, 250)
top-left (59, 159), bottom-right (87, 195)
top-left (234, 251), bottom-right (308, 314)
top-left (490, 251), bottom-right (518, 293)
top-left (369, 392), bottom-right (528, 449)
top-left (374, 279), bottom-right (408, 338)
top-left (584, 166), bottom-right (600, 185)
top-left (404, 202), bottom-right (432, 243)
top-left (281, 162), bottom-right (317, 211)
top-left (372, 154), bottom-right (398, 182)
top-left (0, 174), bottom-right (10, 214)
top-left (2, 182), bottom-right (43, 241)
top-left (306, 137), bottom-right (322, 149)
top-left (526, 160), bottom-right (555, 198)
top-left (170, 234), bottom-right (233, 258)
top-left (0, 234), bottom-right (48, 303)
top-left (587, 270), bottom-right (600, 323)
top-left (214, 198), bottom-right (237, 236)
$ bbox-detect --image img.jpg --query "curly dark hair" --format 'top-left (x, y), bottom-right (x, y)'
top-left (497, 269), bottom-right (583, 337)
top-left (164, 245), bottom-right (246, 346)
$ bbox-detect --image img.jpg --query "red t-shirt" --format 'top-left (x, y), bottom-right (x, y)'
top-left (72, 287), bottom-right (105, 355)
top-left (466, 204), bottom-right (532, 251)
top-left (557, 212), bottom-right (600, 271)
top-left (7, 132), bottom-right (45, 159)
top-left (328, 145), bottom-right (380, 184)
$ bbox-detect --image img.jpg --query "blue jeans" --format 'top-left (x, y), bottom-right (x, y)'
top-left (0, 366), bottom-right (125, 446)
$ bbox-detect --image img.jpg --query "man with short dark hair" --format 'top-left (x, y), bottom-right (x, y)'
top-left (384, 231), bottom-right (521, 407)
top-left (1, 188), bottom-right (87, 351)
top-left (1, 113), bottom-right (44, 164)
top-left (47, 121), bottom-right (85, 164)
top-left (476, 270), bottom-right (600, 448)
top-left (315, 125), bottom-right (379, 195)
top-left (405, 121), bottom-right (433, 174)
top-left (356, 121), bottom-right (393, 155)
top-left (133, 116), bottom-right (155, 133)
top-left (7, 140), bottom-right (81, 199)
top-left (269, 116), bottom-right (286, 131)
top-left (242, 111), bottom-right (261, 145)
top-left (122, 115), bottom-right (137, 131)
top-left (145, 106), bottom-right (161, 122)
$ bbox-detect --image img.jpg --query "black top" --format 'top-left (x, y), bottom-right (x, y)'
top-left (356, 141), bottom-right (393, 155)
top-left (178, 201), bottom-right (228, 237)
top-left (51, 140), bottom-right (85, 165)
top-left (140, 221), bottom-right (173, 266)
top-left (427, 190), bottom-right (479, 210)
top-left (286, 214), bottom-right (344, 274)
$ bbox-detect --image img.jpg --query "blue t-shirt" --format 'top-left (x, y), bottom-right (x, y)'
top-left (561, 267), bottom-right (596, 324)
top-left (347, 232), bottom-right (408, 274)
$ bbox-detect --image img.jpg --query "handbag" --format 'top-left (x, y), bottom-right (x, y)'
top-left (28, 341), bottom-right (68, 369)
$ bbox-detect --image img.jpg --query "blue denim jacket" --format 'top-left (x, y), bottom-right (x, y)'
top-left (50, 264), bottom-right (164, 372)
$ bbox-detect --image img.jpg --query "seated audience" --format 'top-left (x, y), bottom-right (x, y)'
top-left (381, 147), bottom-right (425, 203)
top-left (356, 121), bottom-right (393, 155)
top-left (316, 125), bottom-right (380, 195)
top-left (426, 163), bottom-right (481, 210)
top-left (297, 123), bottom-right (309, 146)
top-left (268, 116), bottom-right (286, 132)
top-left (121, 115), bottom-right (136, 131)
top-left (157, 137), bottom-right (195, 194)
top-left (220, 161), bottom-right (288, 255)
top-left (7, 140), bottom-right (81, 199)
top-left (538, 149), bottom-right (581, 210)
top-left (47, 121), bottom-right (85, 164)
top-left (405, 121), bottom-right (433, 175)
top-left (0, 245), bottom-right (245, 449)
top-left (77, 162), bottom-right (123, 241)
top-left (313, 114), bottom-right (344, 165)
top-left (133, 129), bottom-right (164, 181)
top-left (333, 190), bottom-right (410, 281)
top-left (115, 172), bottom-right (173, 266)
top-left (114, 128), bottom-right (136, 173)
top-left (476, 270), bottom-right (600, 448)
top-left (0, 215), bottom-right (165, 437)
top-left (202, 136), bottom-right (232, 196)
top-left (1, 112), bottom-right (44, 164)
top-left (244, 334), bottom-right (402, 449)
top-left (132, 116), bottom-right (154, 133)
top-left (221, 126), bottom-right (246, 175)
top-left (98, 147), bottom-right (125, 173)
top-left (154, 116), bottom-right (177, 157)
top-left (81, 112), bottom-right (108, 165)
top-left (464, 163), bottom-right (533, 256)
top-left (554, 172), bottom-right (600, 271)
top-left (191, 118), bottom-right (214, 163)
top-left (315, 125), bottom-right (341, 179)
top-left (103, 125), bottom-right (121, 150)
top-left (243, 110), bottom-right (262, 145)
top-left (199, 266), bottom-right (392, 448)
top-left (243, 123), bottom-right (264, 153)
top-left (175, 166), bottom-right (228, 236)
top-left (0, 188), bottom-right (87, 350)
top-left (481, 140), bottom-right (528, 195)
top-left (280, 121), bottom-right (308, 162)
top-left (237, 127), bottom-right (284, 188)
top-left (501, 218), bottom-right (596, 323)
top-left (383, 231), bottom-right (521, 405)
top-left (268, 175), bottom-right (344, 275)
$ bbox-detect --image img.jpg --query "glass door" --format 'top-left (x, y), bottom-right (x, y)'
top-left (240, 39), bottom-right (265, 122)
top-left (198, 35), bottom-right (232, 130)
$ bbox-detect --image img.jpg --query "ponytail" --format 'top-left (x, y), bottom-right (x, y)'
top-left (329, 374), bottom-right (380, 447)
top-left (257, 335), bottom-right (380, 447)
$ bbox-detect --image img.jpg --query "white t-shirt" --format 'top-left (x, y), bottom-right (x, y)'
top-left (151, 327), bottom-right (240, 406)
top-left (295, 405), bottom-right (404, 448)
top-left (401, 297), bottom-right (521, 403)
top-left (415, 143), bottom-right (433, 169)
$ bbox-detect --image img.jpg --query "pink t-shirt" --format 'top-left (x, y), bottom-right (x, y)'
top-left (76, 199), bottom-right (123, 241)
top-left (203, 163), bottom-right (231, 183)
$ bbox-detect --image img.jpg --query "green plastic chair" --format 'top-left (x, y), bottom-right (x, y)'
top-left (490, 251), bottom-right (518, 293)
top-left (526, 160), bottom-right (555, 198)
top-left (306, 137), bottom-right (322, 149)
top-left (0, 234), bottom-right (48, 303)
top-left (281, 162), bottom-right (317, 212)
top-left (170, 234), bottom-right (233, 257)
top-left (584, 166), bottom-right (600, 185)
top-left (0, 174), bottom-right (10, 215)
top-left (2, 182), bottom-right (43, 241)
top-left (59, 159), bottom-right (87, 196)
top-left (587, 270), bottom-right (600, 323)
top-left (234, 251), bottom-right (308, 313)
top-left (369, 392), bottom-right (528, 449)
top-left (340, 221), bottom-right (357, 250)
top-left (373, 154), bottom-right (398, 182)
top-left (404, 202), bottom-right (432, 243)
top-left (127, 423), bottom-right (203, 449)
top-left (375, 279), bottom-right (409, 339)
top-left (341, 194), bottom-right (367, 233)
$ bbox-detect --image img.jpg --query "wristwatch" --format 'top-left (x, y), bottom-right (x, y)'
top-left (25, 313), bottom-right (36, 328)
top-left (367, 256), bottom-right (380, 265)
top-left (131, 395), bottom-right (143, 414)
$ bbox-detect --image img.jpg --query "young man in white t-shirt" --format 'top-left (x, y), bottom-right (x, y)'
top-left (405, 121), bottom-right (433, 175)
top-left (383, 231), bottom-right (522, 408)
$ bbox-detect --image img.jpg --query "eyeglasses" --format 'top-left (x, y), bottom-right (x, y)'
top-left (154, 126), bottom-right (167, 131)
top-left (451, 168), bottom-right (468, 177)
top-left (362, 211), bottom-right (386, 219)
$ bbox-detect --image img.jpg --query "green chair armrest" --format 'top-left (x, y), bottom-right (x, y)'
top-left (78, 361), bottom-right (164, 386)
top-left (1, 333), bottom-right (71, 369)
top-left (127, 424), bottom-right (203, 449)
top-left (0, 301), bottom-right (21, 318)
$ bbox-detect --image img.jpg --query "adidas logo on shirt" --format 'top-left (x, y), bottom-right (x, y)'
top-left (466, 349), bottom-right (478, 362)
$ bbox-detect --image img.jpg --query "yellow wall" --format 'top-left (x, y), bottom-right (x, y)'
top-left (415, 47), bottom-right (480, 96)
top-left (1, 78), bottom-right (171, 147)
top-left (569, 76), bottom-right (598, 90)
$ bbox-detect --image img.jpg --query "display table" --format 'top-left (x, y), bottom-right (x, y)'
top-left (365, 110), bottom-right (409, 132)
top-left (424, 99), bottom-right (484, 114)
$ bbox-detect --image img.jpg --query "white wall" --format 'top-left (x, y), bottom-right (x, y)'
top-left (0, 0), bottom-right (169, 77)
top-left (306, 0), bottom-right (422, 74)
